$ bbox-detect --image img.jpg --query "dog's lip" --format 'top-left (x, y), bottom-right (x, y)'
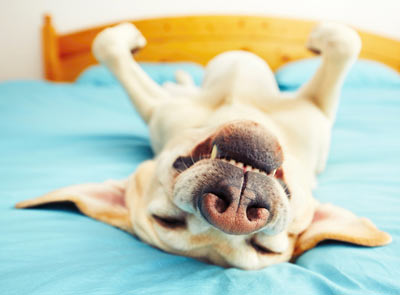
top-left (210, 143), bottom-right (280, 175)
top-left (173, 121), bottom-right (283, 175)
top-left (212, 156), bottom-right (275, 176)
top-left (173, 146), bottom-right (276, 175)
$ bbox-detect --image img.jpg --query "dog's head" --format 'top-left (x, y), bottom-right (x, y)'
top-left (16, 118), bottom-right (391, 269)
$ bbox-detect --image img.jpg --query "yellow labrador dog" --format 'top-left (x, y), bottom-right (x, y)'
top-left (16, 22), bottom-right (391, 270)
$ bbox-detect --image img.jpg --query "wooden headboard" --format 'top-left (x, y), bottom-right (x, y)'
top-left (42, 14), bottom-right (400, 82)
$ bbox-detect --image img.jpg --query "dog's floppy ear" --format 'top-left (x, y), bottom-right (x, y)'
top-left (294, 203), bottom-right (391, 257)
top-left (15, 177), bottom-right (133, 232)
top-left (16, 160), bottom-right (156, 234)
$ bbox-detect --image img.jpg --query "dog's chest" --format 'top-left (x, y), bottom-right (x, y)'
top-left (149, 101), bottom-right (279, 151)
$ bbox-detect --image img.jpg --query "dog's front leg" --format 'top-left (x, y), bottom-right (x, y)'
top-left (92, 23), bottom-right (170, 123)
top-left (296, 23), bottom-right (361, 121)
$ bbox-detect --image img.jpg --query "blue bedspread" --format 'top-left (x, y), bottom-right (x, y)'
top-left (1, 61), bottom-right (399, 295)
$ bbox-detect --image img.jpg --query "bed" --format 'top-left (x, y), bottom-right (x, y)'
top-left (1, 15), bottom-right (400, 294)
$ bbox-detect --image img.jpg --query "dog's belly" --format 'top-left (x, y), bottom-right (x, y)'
top-left (208, 103), bottom-right (279, 132)
top-left (202, 51), bottom-right (280, 106)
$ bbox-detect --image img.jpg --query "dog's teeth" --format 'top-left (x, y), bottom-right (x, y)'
top-left (211, 145), bottom-right (218, 160)
top-left (222, 159), bottom-right (265, 174)
top-left (271, 169), bottom-right (277, 176)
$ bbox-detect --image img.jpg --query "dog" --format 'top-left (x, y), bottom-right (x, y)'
top-left (16, 22), bottom-right (391, 270)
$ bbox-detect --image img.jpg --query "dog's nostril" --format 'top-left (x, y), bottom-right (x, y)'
top-left (198, 185), bottom-right (272, 235)
top-left (246, 206), bottom-right (269, 222)
top-left (203, 193), bottom-right (229, 214)
top-left (215, 196), bottom-right (229, 213)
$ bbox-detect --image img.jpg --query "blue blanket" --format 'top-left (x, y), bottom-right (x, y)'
top-left (1, 61), bottom-right (399, 294)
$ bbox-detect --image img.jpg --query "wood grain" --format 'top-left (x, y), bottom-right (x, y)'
top-left (42, 15), bottom-right (400, 82)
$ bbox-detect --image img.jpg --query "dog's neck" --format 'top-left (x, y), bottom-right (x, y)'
top-left (149, 99), bottom-right (284, 154)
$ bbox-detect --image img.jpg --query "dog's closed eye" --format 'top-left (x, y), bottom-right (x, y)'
top-left (249, 238), bottom-right (278, 255)
top-left (152, 214), bottom-right (187, 229)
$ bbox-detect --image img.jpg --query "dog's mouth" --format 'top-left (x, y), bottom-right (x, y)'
top-left (172, 121), bottom-right (290, 235)
top-left (173, 120), bottom-right (283, 175)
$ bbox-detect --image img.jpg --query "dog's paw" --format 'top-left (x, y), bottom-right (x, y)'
top-left (307, 22), bottom-right (361, 60)
top-left (92, 22), bottom-right (147, 63)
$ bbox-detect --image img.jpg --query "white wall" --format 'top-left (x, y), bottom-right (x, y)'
top-left (1, 0), bottom-right (399, 81)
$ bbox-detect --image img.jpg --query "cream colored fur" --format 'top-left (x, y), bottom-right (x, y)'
top-left (16, 22), bottom-right (391, 270)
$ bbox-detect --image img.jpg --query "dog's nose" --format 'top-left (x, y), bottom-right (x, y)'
top-left (198, 172), bottom-right (272, 235)
top-left (200, 193), bottom-right (269, 235)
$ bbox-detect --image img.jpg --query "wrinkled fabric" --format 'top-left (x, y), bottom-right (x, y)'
top-left (0, 63), bottom-right (399, 295)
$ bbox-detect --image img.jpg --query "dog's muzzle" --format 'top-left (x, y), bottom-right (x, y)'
top-left (198, 163), bottom-right (285, 235)
top-left (173, 120), bottom-right (289, 235)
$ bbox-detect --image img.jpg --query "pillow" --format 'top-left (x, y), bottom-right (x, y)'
top-left (275, 58), bottom-right (400, 91)
top-left (76, 62), bottom-right (204, 86)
